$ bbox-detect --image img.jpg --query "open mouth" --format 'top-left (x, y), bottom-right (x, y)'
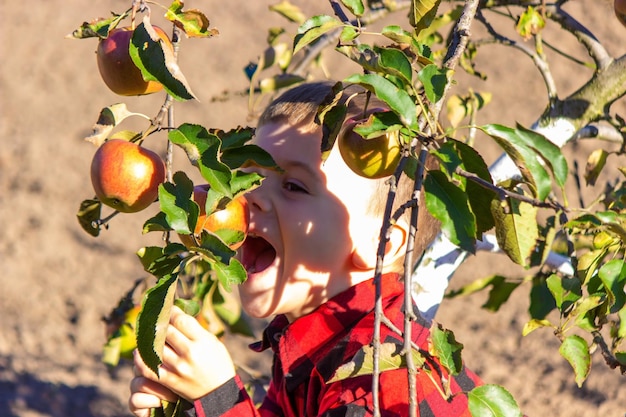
top-left (240, 235), bottom-right (277, 274)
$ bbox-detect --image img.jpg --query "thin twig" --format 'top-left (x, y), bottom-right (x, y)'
top-left (474, 8), bottom-right (558, 102)
top-left (592, 331), bottom-right (626, 374)
top-left (402, 146), bottom-right (429, 417)
top-left (455, 165), bottom-right (565, 210)
top-left (545, 4), bottom-right (612, 70)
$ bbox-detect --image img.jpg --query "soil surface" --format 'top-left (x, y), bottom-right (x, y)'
top-left (1, 1), bottom-right (624, 416)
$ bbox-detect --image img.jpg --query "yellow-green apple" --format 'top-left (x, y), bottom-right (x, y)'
top-left (338, 117), bottom-right (402, 179)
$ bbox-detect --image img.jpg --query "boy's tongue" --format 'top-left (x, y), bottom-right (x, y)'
top-left (243, 236), bottom-right (276, 273)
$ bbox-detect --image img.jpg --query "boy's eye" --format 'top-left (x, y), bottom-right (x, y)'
top-left (283, 180), bottom-right (308, 194)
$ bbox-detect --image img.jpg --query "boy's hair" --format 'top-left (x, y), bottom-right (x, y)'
top-left (258, 81), bottom-right (441, 273)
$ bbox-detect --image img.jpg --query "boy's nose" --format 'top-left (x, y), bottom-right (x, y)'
top-left (246, 185), bottom-right (271, 213)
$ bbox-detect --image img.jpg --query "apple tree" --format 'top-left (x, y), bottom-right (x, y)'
top-left (69, 0), bottom-right (626, 416)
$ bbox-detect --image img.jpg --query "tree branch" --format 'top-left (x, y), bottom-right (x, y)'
top-left (545, 4), bottom-right (612, 70)
top-left (455, 166), bottom-right (565, 210)
top-left (474, 8), bottom-right (559, 101)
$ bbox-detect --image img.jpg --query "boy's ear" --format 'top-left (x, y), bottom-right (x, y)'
top-left (350, 221), bottom-right (408, 271)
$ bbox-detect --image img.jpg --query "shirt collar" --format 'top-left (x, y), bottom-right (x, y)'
top-left (249, 273), bottom-right (404, 368)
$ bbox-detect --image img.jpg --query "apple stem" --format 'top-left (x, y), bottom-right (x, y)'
top-left (96, 210), bottom-right (121, 229)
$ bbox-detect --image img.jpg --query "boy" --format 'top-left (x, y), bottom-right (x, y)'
top-left (129, 81), bottom-right (482, 417)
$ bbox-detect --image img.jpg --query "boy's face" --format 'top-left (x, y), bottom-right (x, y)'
top-left (238, 120), bottom-right (386, 321)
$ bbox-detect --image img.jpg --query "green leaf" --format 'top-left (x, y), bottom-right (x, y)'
top-left (319, 103), bottom-right (348, 160)
top-left (174, 298), bottom-right (200, 317)
top-left (482, 278), bottom-right (521, 312)
top-left (617, 306), bottom-right (626, 339)
top-left (339, 25), bottom-right (360, 43)
top-left (598, 259), bottom-right (626, 313)
top-left (84, 103), bottom-right (149, 146)
top-left (221, 145), bottom-right (278, 171)
top-left (216, 126), bottom-right (256, 150)
top-left (546, 274), bottom-right (582, 312)
top-left (429, 324), bottom-right (463, 375)
top-left (143, 211), bottom-right (172, 234)
top-left (446, 274), bottom-right (503, 298)
top-left (269, 0), bottom-right (307, 24)
top-left (158, 172), bottom-right (196, 234)
top-left (529, 277), bottom-right (556, 320)
top-left (229, 170), bottom-right (265, 196)
top-left (66, 12), bottom-right (128, 39)
top-left (381, 25), bottom-right (414, 45)
top-left (490, 194), bottom-right (539, 268)
top-left (341, 0), bottom-right (365, 16)
top-left (169, 123), bottom-right (217, 165)
top-left (137, 246), bottom-right (168, 271)
top-left (328, 342), bottom-right (425, 383)
top-left (352, 111), bottom-right (403, 139)
top-left (77, 199), bottom-right (102, 237)
top-left (213, 258), bottom-right (248, 292)
top-left (570, 294), bottom-right (606, 327)
top-left (480, 124), bottom-right (552, 200)
top-left (559, 335), bottom-right (591, 387)
top-left (337, 45), bottom-right (413, 84)
top-left (293, 15), bottom-right (343, 54)
top-left (345, 73), bottom-right (418, 130)
top-left (522, 319), bottom-right (553, 336)
top-left (585, 149), bottom-right (608, 186)
top-left (409, 0), bottom-right (442, 34)
top-left (415, 5), bottom-right (463, 43)
top-left (129, 18), bottom-right (196, 101)
top-left (259, 73), bottom-right (306, 93)
top-left (424, 170), bottom-right (477, 253)
top-left (377, 47), bottom-right (413, 84)
top-left (436, 140), bottom-right (496, 235)
top-left (211, 281), bottom-right (253, 337)
top-left (168, 124), bottom-right (233, 197)
top-left (136, 273), bottom-right (179, 375)
top-left (468, 384), bottom-right (522, 417)
top-left (165, 1), bottom-right (219, 38)
top-left (193, 233), bottom-right (236, 265)
top-left (136, 245), bottom-right (185, 278)
top-left (417, 64), bottom-right (449, 104)
top-left (516, 6), bottom-right (545, 40)
top-left (445, 275), bottom-right (521, 312)
top-left (514, 123), bottom-right (568, 190)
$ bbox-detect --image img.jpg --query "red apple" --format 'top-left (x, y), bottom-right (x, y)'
top-left (90, 139), bottom-right (166, 213)
top-left (96, 26), bottom-right (173, 96)
top-left (179, 185), bottom-right (250, 249)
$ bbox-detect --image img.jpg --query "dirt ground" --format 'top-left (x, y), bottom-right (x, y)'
top-left (0, 1), bottom-right (624, 416)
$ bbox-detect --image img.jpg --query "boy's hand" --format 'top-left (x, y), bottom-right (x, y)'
top-left (132, 305), bottom-right (237, 402)
top-left (129, 374), bottom-right (178, 417)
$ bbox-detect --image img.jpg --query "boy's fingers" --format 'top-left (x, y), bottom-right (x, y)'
top-left (169, 305), bottom-right (203, 341)
top-left (129, 392), bottom-right (166, 416)
top-left (130, 376), bottom-right (179, 403)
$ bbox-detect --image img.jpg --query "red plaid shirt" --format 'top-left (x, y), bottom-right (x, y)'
top-left (185, 273), bottom-right (482, 417)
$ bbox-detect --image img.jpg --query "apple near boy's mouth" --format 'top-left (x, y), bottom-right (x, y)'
top-left (241, 235), bottom-right (277, 274)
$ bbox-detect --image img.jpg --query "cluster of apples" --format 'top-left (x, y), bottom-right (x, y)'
top-left (90, 25), bottom-right (249, 249)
